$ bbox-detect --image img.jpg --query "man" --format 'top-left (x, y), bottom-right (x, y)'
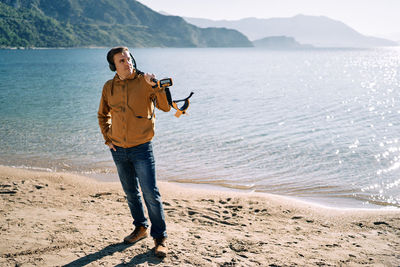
top-left (98, 46), bottom-right (171, 257)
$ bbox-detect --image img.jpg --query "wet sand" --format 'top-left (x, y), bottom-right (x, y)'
top-left (0, 165), bottom-right (399, 266)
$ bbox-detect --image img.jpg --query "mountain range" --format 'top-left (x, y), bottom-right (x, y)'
top-left (252, 36), bottom-right (313, 49)
top-left (184, 15), bottom-right (398, 48)
top-left (1, 0), bottom-right (397, 49)
top-left (0, 0), bottom-right (252, 48)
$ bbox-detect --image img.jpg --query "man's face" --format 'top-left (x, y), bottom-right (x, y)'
top-left (113, 50), bottom-right (134, 77)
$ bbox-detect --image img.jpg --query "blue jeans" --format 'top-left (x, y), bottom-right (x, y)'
top-left (110, 142), bottom-right (167, 239)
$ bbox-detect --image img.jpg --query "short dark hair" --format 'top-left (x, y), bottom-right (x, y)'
top-left (107, 46), bottom-right (129, 71)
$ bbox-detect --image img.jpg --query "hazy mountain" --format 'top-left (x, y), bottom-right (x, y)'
top-left (185, 15), bottom-right (398, 48)
top-left (253, 36), bottom-right (313, 49)
top-left (0, 0), bottom-right (252, 48)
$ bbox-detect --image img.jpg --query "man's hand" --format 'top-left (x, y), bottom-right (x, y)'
top-left (108, 143), bottom-right (116, 151)
top-left (144, 73), bottom-right (157, 86)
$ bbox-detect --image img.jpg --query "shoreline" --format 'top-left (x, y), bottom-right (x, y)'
top-left (173, 182), bottom-right (395, 211)
top-left (1, 165), bottom-right (399, 266)
top-left (3, 164), bottom-right (398, 210)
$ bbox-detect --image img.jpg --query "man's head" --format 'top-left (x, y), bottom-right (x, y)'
top-left (107, 46), bottom-right (134, 78)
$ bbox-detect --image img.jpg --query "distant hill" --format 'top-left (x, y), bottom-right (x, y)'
top-left (184, 15), bottom-right (398, 48)
top-left (253, 36), bottom-right (313, 49)
top-left (0, 0), bottom-right (252, 48)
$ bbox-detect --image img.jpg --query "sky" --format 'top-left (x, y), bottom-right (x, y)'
top-left (137, 0), bottom-right (400, 41)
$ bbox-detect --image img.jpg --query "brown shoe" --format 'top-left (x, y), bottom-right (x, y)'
top-left (154, 237), bottom-right (168, 257)
top-left (123, 226), bottom-right (148, 244)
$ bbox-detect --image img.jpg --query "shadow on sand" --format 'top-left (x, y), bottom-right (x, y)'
top-left (62, 242), bottom-right (163, 266)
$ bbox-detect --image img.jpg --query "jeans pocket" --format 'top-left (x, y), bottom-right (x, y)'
top-left (110, 146), bottom-right (125, 162)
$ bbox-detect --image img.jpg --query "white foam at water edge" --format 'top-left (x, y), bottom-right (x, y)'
top-left (11, 165), bottom-right (54, 173)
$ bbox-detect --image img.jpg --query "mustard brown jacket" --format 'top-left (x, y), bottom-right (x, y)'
top-left (98, 71), bottom-right (171, 148)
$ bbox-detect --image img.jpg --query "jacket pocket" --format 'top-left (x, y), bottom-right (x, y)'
top-left (128, 94), bottom-right (153, 118)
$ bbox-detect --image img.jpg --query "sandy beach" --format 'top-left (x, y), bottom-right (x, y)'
top-left (0, 165), bottom-right (399, 266)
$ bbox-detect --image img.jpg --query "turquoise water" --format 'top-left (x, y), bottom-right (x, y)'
top-left (1, 47), bottom-right (400, 208)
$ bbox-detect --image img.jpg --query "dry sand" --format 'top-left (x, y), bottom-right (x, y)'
top-left (0, 165), bottom-right (399, 266)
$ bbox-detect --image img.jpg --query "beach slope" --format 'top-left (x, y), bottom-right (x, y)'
top-left (0, 166), bottom-right (399, 266)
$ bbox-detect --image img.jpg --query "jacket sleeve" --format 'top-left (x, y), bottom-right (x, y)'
top-left (97, 83), bottom-right (112, 145)
top-left (152, 86), bottom-right (171, 112)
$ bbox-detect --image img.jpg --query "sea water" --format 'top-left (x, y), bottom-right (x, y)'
top-left (0, 47), bottom-right (399, 208)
